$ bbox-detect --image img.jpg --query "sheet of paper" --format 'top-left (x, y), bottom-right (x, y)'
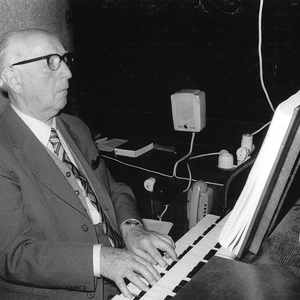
top-left (142, 218), bottom-right (173, 235)
top-left (218, 90), bottom-right (300, 256)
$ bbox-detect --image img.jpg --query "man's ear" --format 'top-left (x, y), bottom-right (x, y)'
top-left (1, 68), bottom-right (22, 94)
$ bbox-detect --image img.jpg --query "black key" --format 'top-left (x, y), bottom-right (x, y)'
top-left (173, 285), bottom-right (182, 293)
top-left (178, 246), bottom-right (193, 259)
top-left (178, 280), bottom-right (189, 288)
top-left (215, 242), bottom-right (221, 249)
top-left (192, 235), bottom-right (203, 245)
top-left (166, 260), bottom-right (177, 271)
top-left (187, 261), bottom-right (206, 278)
top-left (203, 224), bottom-right (215, 235)
top-left (172, 279), bottom-right (189, 293)
top-left (203, 249), bottom-right (217, 260)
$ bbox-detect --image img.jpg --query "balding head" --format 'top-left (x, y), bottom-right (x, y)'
top-left (0, 28), bottom-right (72, 123)
top-left (0, 29), bottom-right (60, 92)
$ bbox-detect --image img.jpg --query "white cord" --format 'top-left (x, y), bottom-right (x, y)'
top-left (101, 153), bottom-right (224, 187)
top-left (172, 132), bottom-right (195, 177)
top-left (258, 0), bottom-right (274, 112)
top-left (172, 132), bottom-right (196, 192)
top-left (101, 154), bottom-right (173, 179)
top-left (251, 121), bottom-right (271, 136)
top-left (189, 152), bottom-right (220, 161)
top-left (180, 152), bottom-right (221, 192)
top-left (158, 204), bottom-right (169, 221)
top-left (182, 162), bottom-right (192, 193)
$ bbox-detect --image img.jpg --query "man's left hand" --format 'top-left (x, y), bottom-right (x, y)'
top-left (121, 224), bottom-right (178, 268)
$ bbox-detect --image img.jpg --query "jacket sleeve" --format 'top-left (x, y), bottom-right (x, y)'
top-left (105, 164), bottom-right (143, 227)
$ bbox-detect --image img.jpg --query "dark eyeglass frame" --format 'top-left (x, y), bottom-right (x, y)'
top-left (10, 52), bottom-right (74, 70)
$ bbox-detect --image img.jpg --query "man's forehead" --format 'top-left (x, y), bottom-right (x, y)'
top-left (10, 30), bottom-right (62, 59)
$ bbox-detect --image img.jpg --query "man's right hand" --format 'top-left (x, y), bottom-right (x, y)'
top-left (100, 247), bottom-right (161, 299)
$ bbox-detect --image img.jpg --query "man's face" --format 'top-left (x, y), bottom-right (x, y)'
top-left (10, 31), bottom-right (72, 122)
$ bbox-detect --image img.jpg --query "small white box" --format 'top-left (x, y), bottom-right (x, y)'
top-left (171, 89), bottom-right (206, 132)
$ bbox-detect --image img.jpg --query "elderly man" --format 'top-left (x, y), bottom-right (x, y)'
top-left (0, 28), bottom-right (177, 300)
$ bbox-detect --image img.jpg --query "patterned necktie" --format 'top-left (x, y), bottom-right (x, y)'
top-left (49, 127), bottom-right (124, 248)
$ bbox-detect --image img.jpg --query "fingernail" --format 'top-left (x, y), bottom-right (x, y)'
top-left (124, 293), bottom-right (133, 299)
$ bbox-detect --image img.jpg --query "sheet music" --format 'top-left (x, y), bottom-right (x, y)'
top-left (219, 90), bottom-right (300, 256)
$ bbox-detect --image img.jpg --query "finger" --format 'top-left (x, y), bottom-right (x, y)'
top-left (149, 235), bottom-right (177, 261)
top-left (139, 244), bottom-right (169, 268)
top-left (133, 264), bottom-right (160, 287)
top-left (114, 262), bottom-right (155, 299)
top-left (165, 246), bottom-right (178, 261)
top-left (134, 255), bottom-right (161, 281)
top-left (139, 239), bottom-right (174, 267)
top-left (126, 272), bottom-right (151, 291)
top-left (158, 244), bottom-right (178, 262)
top-left (157, 234), bottom-right (175, 248)
top-left (133, 247), bottom-right (158, 266)
top-left (146, 236), bottom-right (178, 263)
top-left (114, 277), bottom-right (134, 299)
top-left (123, 262), bottom-right (157, 289)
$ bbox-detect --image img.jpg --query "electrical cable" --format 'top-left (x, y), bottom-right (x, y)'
top-left (172, 132), bottom-right (195, 192)
top-left (258, 0), bottom-right (274, 113)
top-left (182, 152), bottom-right (221, 192)
top-left (101, 153), bottom-right (224, 187)
top-left (180, 152), bottom-right (221, 193)
top-left (251, 121), bottom-right (271, 136)
top-left (157, 204), bottom-right (169, 221)
top-left (101, 154), bottom-right (173, 178)
top-left (188, 152), bottom-right (220, 161)
top-left (182, 161), bottom-right (192, 193)
top-left (172, 132), bottom-right (195, 177)
top-left (236, 0), bottom-right (274, 144)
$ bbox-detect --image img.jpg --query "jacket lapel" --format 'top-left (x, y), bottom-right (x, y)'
top-left (56, 117), bottom-right (119, 229)
top-left (3, 106), bottom-right (89, 218)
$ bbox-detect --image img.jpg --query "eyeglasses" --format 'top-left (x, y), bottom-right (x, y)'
top-left (10, 53), bottom-right (74, 71)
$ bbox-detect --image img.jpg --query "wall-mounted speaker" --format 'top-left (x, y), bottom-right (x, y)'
top-left (171, 89), bottom-right (206, 132)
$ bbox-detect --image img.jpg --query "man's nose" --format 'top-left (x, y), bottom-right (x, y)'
top-left (61, 61), bottom-right (72, 79)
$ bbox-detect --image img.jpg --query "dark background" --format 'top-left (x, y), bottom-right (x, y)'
top-left (68, 0), bottom-right (300, 154)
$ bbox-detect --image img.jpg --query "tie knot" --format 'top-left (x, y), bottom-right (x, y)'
top-left (49, 128), bottom-right (59, 143)
top-left (50, 127), bottom-right (58, 140)
top-left (49, 128), bottom-right (61, 156)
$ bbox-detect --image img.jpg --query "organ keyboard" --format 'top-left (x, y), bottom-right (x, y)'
top-left (112, 213), bottom-right (235, 300)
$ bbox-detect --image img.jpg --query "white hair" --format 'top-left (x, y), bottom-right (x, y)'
top-left (0, 30), bottom-right (13, 93)
top-left (0, 28), bottom-right (56, 94)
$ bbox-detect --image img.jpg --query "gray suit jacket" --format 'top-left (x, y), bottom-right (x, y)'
top-left (0, 105), bottom-right (141, 300)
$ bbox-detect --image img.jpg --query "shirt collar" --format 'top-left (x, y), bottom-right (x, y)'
top-left (10, 104), bottom-right (56, 147)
